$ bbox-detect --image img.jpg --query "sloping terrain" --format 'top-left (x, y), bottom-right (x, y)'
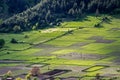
top-left (0, 14), bottom-right (120, 79)
top-left (0, 0), bottom-right (41, 19)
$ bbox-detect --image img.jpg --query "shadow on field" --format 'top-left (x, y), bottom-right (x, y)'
top-left (112, 14), bottom-right (120, 19)
top-left (104, 44), bottom-right (120, 64)
top-left (43, 69), bottom-right (71, 76)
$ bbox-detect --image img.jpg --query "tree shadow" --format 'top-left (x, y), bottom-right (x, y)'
top-left (111, 14), bottom-right (120, 19)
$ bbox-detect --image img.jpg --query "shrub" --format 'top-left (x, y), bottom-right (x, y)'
top-left (2, 71), bottom-right (14, 80)
top-left (7, 52), bottom-right (10, 54)
top-left (24, 35), bottom-right (29, 38)
top-left (25, 73), bottom-right (31, 80)
top-left (102, 17), bottom-right (111, 23)
top-left (10, 38), bottom-right (18, 43)
top-left (0, 39), bottom-right (5, 48)
top-left (94, 23), bottom-right (103, 28)
top-left (95, 73), bottom-right (101, 80)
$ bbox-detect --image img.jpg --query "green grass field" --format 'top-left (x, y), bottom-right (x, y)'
top-left (0, 14), bottom-right (120, 78)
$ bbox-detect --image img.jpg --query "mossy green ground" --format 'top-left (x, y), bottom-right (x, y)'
top-left (0, 14), bottom-right (120, 79)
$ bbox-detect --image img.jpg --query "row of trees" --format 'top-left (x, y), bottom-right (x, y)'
top-left (0, 0), bottom-right (120, 33)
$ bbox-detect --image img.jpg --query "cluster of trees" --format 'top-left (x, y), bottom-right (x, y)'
top-left (94, 17), bottom-right (111, 28)
top-left (0, 0), bottom-right (41, 19)
top-left (0, 0), bottom-right (120, 33)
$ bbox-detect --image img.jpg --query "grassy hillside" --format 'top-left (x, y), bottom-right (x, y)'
top-left (0, 14), bottom-right (120, 79)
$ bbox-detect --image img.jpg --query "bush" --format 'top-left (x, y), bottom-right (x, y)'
top-left (2, 71), bottom-right (14, 80)
top-left (7, 52), bottom-right (10, 54)
top-left (0, 39), bottom-right (5, 48)
top-left (102, 17), bottom-right (111, 23)
top-left (10, 38), bottom-right (18, 43)
top-left (24, 35), bottom-right (29, 38)
top-left (94, 23), bottom-right (103, 28)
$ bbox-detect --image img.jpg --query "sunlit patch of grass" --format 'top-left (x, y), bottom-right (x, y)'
top-left (0, 63), bottom-right (19, 67)
top-left (86, 66), bottom-right (104, 71)
top-left (41, 28), bottom-right (76, 33)
top-left (46, 29), bottom-right (95, 46)
top-left (23, 31), bottom-right (63, 44)
top-left (61, 15), bottom-right (101, 28)
top-left (81, 43), bottom-right (112, 54)
top-left (52, 49), bottom-right (76, 55)
top-left (43, 58), bottom-right (104, 66)
top-left (82, 65), bottom-right (109, 72)
top-left (6, 43), bottom-right (31, 50)
top-left (84, 71), bottom-right (102, 77)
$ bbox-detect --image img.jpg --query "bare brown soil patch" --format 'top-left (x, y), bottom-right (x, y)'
top-left (59, 53), bottom-right (104, 60)
top-left (88, 36), bottom-right (115, 43)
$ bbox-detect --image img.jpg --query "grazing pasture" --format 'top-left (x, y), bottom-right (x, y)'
top-left (0, 14), bottom-right (120, 79)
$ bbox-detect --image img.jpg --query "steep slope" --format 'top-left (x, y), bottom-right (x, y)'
top-left (0, 0), bottom-right (41, 19)
top-left (0, 0), bottom-right (120, 33)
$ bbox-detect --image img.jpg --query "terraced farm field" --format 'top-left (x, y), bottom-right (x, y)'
top-left (0, 14), bottom-right (120, 79)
